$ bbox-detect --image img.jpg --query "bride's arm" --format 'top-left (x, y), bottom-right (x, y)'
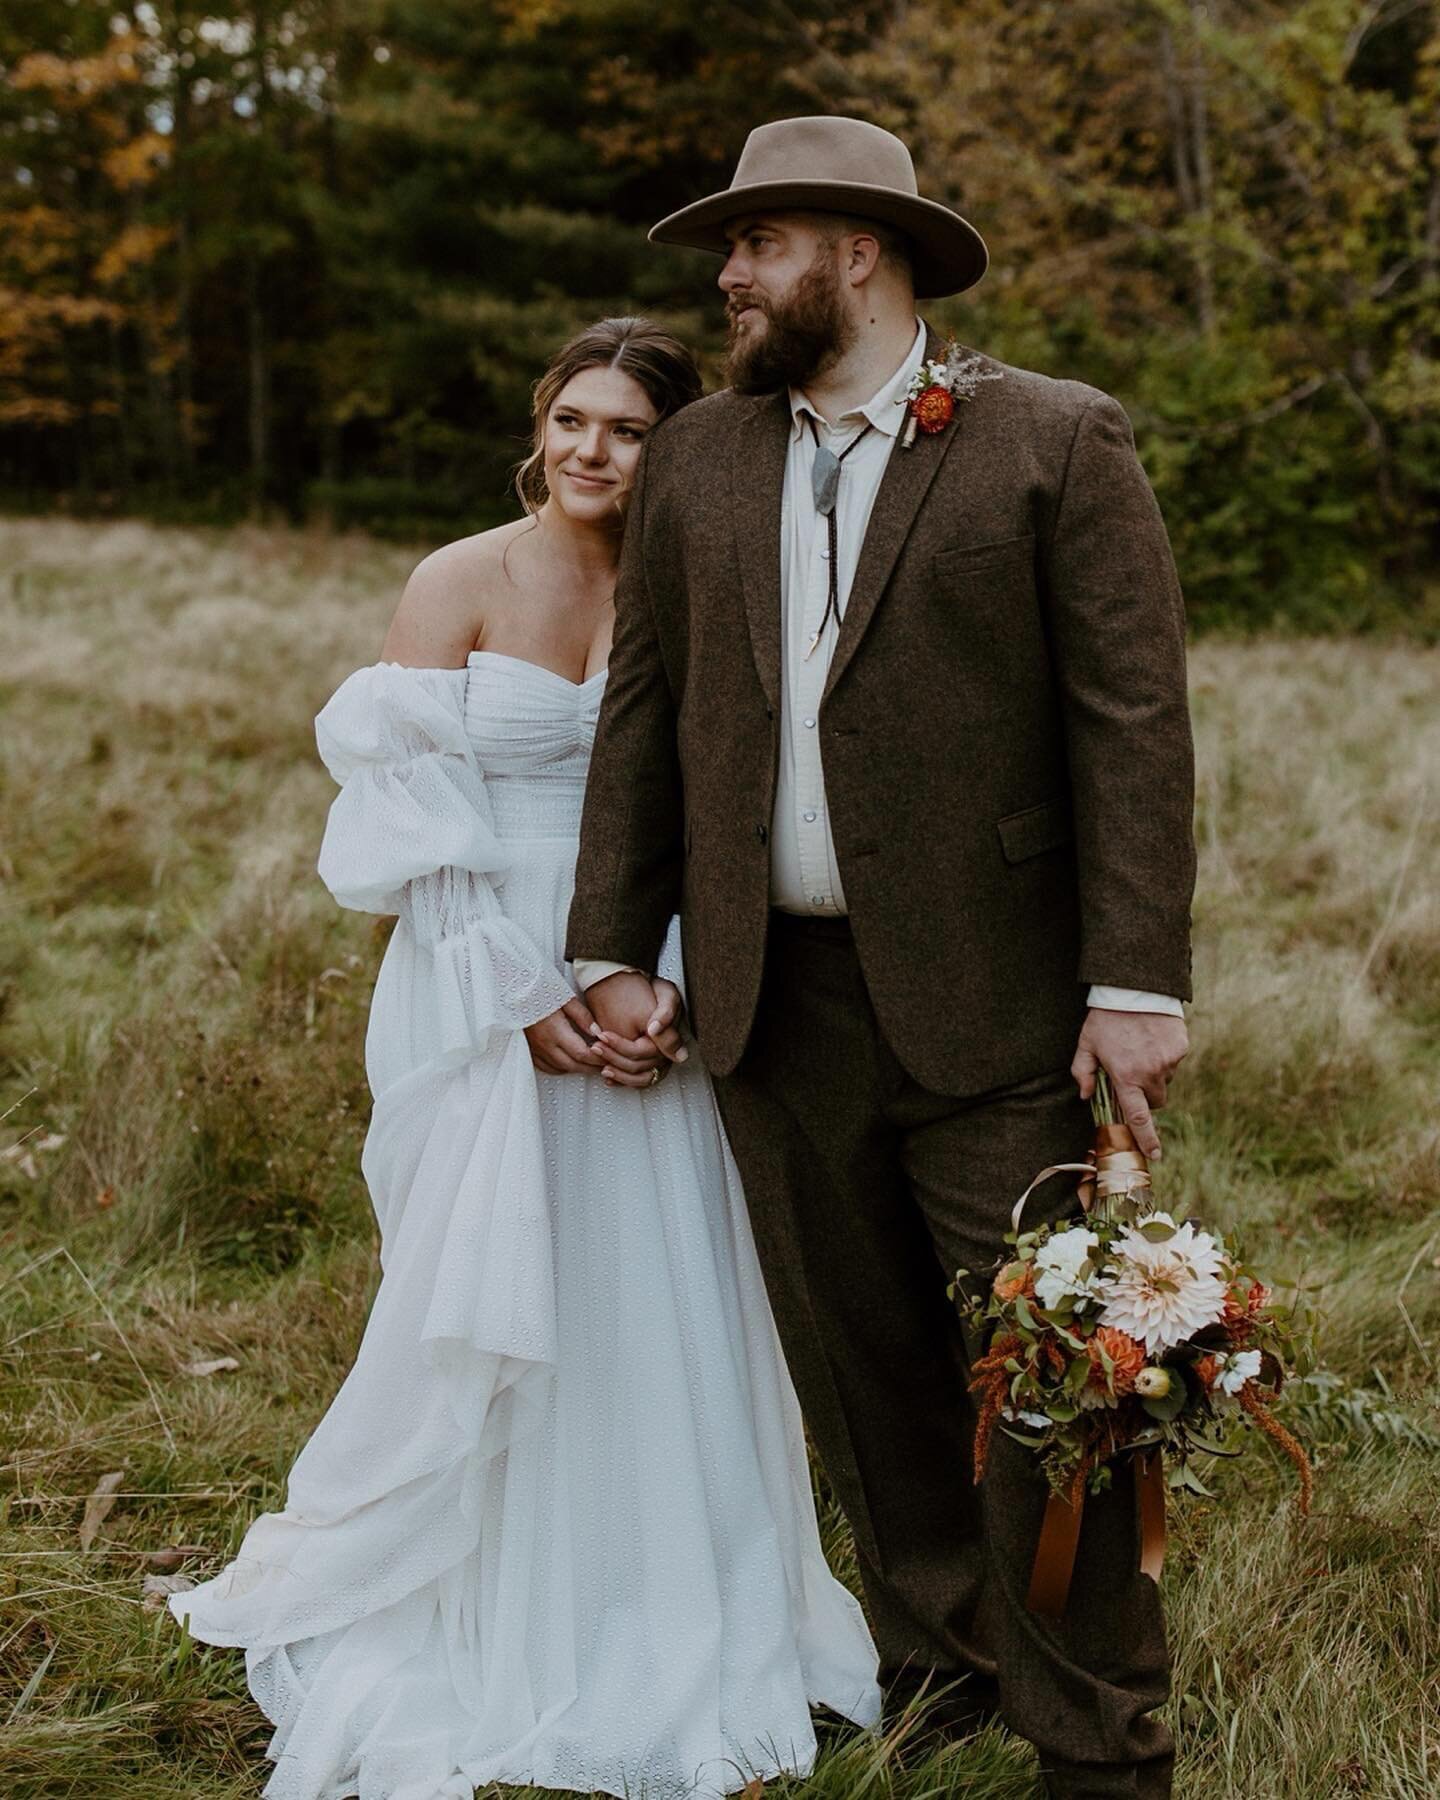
top-left (314, 660), bottom-right (577, 1069)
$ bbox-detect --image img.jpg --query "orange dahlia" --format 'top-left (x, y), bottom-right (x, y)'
top-left (993, 1260), bottom-right (1035, 1302)
top-left (912, 385), bottom-right (955, 433)
top-left (1088, 1325), bottom-right (1146, 1395)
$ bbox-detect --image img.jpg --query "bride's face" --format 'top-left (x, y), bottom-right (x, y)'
top-left (543, 366), bottom-right (659, 524)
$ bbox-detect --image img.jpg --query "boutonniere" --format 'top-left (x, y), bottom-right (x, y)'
top-left (900, 341), bottom-right (1002, 449)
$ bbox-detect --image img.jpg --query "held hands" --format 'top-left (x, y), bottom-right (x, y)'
top-left (586, 970), bottom-right (689, 1090)
top-left (1071, 1008), bottom-right (1189, 1162)
top-left (524, 997), bottom-right (607, 1076)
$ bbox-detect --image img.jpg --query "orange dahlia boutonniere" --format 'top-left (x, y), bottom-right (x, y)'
top-left (912, 385), bottom-right (955, 434)
top-left (901, 339), bottom-right (1002, 448)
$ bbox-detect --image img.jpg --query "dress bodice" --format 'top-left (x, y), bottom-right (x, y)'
top-left (463, 651), bottom-right (606, 841)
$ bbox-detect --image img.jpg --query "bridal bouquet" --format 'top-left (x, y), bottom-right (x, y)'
top-left (956, 1072), bottom-right (1313, 1613)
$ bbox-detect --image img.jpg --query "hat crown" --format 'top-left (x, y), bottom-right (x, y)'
top-left (730, 116), bottom-right (919, 203)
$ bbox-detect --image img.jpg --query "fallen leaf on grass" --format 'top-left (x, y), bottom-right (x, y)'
top-left (142, 1573), bottom-right (196, 1609)
top-left (181, 1356), bottom-right (240, 1377)
top-left (741, 1781), bottom-right (766, 1800)
top-left (144, 1545), bottom-right (207, 1572)
top-left (78, 1471), bottom-right (124, 1550)
top-left (95, 1186), bottom-right (116, 1209)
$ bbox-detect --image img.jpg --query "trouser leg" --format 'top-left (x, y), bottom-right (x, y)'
top-left (713, 916), bottom-right (1173, 1794)
top-left (896, 1067), bottom-right (1174, 1797)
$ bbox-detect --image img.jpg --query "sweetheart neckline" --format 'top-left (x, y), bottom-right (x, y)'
top-left (467, 650), bottom-right (608, 691)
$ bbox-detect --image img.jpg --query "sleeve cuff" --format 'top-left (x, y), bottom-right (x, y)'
top-left (1087, 985), bottom-right (1184, 1017)
top-left (573, 958), bottom-right (643, 992)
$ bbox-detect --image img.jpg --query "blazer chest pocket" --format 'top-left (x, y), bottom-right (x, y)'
top-left (933, 532), bottom-right (1036, 581)
top-left (997, 798), bottom-right (1073, 864)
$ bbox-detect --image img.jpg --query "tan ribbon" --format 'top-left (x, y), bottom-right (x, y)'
top-left (1026, 1453), bottom-right (1167, 1621)
top-left (1080, 1122), bottom-right (1153, 1213)
top-left (1009, 1123), bottom-right (1153, 1236)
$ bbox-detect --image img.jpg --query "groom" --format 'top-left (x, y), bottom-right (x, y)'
top-left (566, 117), bottom-right (1195, 1799)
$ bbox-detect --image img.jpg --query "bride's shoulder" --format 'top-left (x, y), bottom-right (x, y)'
top-left (384, 520), bottom-right (529, 665)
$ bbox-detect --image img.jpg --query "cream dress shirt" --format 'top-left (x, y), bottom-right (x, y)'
top-left (576, 319), bottom-right (1180, 1019)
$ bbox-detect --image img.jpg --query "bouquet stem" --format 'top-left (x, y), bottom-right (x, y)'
top-left (1091, 1066), bottom-right (1120, 1128)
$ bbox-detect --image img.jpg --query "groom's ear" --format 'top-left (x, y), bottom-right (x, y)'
top-left (843, 230), bottom-right (884, 287)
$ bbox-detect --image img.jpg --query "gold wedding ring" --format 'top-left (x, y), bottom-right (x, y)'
top-left (647, 1068), bottom-right (661, 1088)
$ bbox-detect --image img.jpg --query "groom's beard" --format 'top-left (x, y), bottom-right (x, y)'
top-left (725, 255), bottom-right (854, 394)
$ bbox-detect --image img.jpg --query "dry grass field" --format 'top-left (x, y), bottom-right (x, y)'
top-left (1, 517), bottom-right (1438, 1799)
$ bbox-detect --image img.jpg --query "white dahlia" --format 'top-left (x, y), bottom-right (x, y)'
top-left (1097, 1217), bottom-right (1229, 1354)
top-left (1033, 1225), bottom-right (1104, 1311)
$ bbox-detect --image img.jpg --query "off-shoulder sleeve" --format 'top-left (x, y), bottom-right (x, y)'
top-left (315, 664), bottom-right (575, 1064)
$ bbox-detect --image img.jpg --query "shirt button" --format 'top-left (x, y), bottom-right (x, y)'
top-left (803, 810), bottom-right (817, 822)
top-left (811, 895), bottom-right (824, 906)
top-left (804, 717), bottom-right (815, 729)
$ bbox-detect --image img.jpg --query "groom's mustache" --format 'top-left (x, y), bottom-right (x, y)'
top-left (725, 295), bottom-right (771, 328)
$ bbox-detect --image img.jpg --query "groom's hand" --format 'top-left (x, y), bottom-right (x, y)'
top-left (587, 971), bottom-right (662, 1040)
top-left (587, 972), bottom-right (689, 1089)
top-left (1071, 1009), bottom-right (1189, 1162)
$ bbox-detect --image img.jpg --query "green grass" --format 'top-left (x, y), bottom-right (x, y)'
top-left (2, 519), bottom-right (1438, 1798)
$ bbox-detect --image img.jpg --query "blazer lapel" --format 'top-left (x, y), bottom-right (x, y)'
top-left (821, 329), bottom-right (969, 705)
top-left (730, 390), bottom-right (791, 712)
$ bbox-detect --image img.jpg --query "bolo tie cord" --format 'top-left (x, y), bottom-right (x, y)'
top-left (804, 414), bottom-right (875, 661)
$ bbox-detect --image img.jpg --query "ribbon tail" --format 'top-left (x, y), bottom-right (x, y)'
top-left (1026, 1487), bottom-right (1084, 1621)
top-left (1010, 1163), bottom-right (1098, 1234)
top-left (1136, 1451), bottom-right (1167, 1583)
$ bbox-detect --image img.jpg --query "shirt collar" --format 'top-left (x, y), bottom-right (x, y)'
top-left (789, 318), bottom-right (927, 443)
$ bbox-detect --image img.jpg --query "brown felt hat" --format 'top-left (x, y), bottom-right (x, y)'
top-left (649, 115), bottom-right (988, 300)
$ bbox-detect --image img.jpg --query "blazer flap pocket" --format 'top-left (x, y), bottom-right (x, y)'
top-left (934, 533), bottom-right (1036, 578)
top-left (997, 798), bottom-right (1073, 863)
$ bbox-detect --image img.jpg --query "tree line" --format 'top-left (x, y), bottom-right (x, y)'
top-left (2, 0), bottom-right (1437, 628)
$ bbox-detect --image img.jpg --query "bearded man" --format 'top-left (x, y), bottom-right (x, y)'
top-left (566, 116), bottom-right (1195, 1800)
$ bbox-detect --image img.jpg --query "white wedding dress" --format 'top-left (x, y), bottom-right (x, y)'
top-left (171, 653), bottom-right (880, 1800)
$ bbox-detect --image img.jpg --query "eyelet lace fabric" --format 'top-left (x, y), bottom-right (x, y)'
top-left (172, 655), bottom-right (881, 1800)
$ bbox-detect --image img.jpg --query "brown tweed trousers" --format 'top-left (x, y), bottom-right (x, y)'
top-left (566, 330), bottom-right (1196, 1798)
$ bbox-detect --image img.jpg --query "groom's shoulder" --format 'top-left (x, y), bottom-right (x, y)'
top-left (652, 387), bottom-right (754, 444)
top-left (969, 351), bottom-right (1133, 441)
top-left (640, 388), bottom-right (765, 499)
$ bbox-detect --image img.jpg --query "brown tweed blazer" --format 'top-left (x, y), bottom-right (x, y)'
top-left (565, 328), bottom-right (1196, 1095)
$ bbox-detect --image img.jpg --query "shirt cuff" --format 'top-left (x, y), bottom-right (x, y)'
top-left (573, 958), bottom-right (642, 992)
top-left (1086, 986), bottom-right (1184, 1017)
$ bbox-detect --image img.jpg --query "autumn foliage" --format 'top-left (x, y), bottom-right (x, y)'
top-left (2, 1), bottom-right (1438, 625)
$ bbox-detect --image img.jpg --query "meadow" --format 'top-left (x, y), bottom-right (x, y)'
top-left (0, 517), bottom-right (1437, 1799)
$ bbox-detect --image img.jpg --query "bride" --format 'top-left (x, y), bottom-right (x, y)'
top-left (170, 316), bottom-right (881, 1800)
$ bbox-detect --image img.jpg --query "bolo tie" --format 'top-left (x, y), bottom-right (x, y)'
top-left (804, 413), bottom-right (875, 661)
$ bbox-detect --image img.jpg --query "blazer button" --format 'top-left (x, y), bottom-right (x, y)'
top-left (755, 823), bottom-right (769, 845)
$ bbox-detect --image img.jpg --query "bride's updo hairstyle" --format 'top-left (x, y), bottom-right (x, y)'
top-left (513, 317), bottom-right (703, 515)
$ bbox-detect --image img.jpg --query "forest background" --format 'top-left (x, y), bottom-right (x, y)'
top-left (3, 0), bottom-right (1440, 632)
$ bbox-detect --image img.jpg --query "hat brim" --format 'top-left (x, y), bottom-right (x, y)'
top-left (649, 179), bottom-right (988, 300)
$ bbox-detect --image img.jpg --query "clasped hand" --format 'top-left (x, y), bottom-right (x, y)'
top-left (524, 973), bottom-right (688, 1089)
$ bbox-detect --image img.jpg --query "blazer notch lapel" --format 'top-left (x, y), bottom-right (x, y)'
top-left (821, 331), bottom-right (974, 705)
top-left (730, 393), bottom-right (790, 711)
